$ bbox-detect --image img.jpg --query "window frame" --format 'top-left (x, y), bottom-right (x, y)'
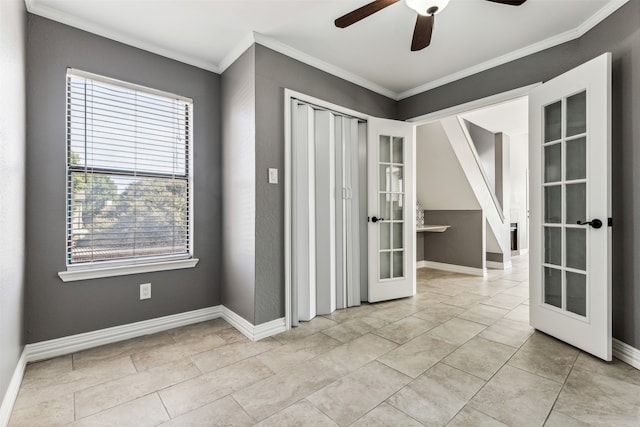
top-left (59, 69), bottom-right (198, 282)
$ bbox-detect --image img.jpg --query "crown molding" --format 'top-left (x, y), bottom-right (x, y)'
top-left (251, 33), bottom-right (398, 100)
top-left (397, 0), bottom-right (629, 100)
top-left (26, 0), bottom-right (629, 100)
top-left (24, 0), bottom-right (221, 74)
top-left (218, 32), bottom-right (256, 73)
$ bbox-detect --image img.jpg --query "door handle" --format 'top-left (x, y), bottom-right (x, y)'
top-left (371, 216), bottom-right (384, 223)
top-left (577, 219), bottom-right (603, 229)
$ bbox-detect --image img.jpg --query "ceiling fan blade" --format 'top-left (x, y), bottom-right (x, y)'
top-left (411, 14), bottom-right (433, 51)
top-left (335, 0), bottom-right (400, 28)
top-left (485, 0), bottom-right (527, 5)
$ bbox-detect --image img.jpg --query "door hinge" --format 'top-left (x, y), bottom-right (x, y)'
top-left (608, 218), bottom-right (613, 227)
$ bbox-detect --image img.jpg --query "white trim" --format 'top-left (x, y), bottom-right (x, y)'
top-left (408, 84), bottom-right (540, 124)
top-left (0, 306), bottom-right (288, 426)
top-left (486, 260), bottom-right (513, 270)
top-left (397, 0), bottom-right (630, 99)
top-left (218, 32), bottom-right (256, 73)
top-left (417, 260), bottom-right (487, 277)
top-left (27, 0), bottom-right (628, 99)
top-left (254, 318), bottom-right (287, 341)
top-left (252, 33), bottom-right (397, 100)
top-left (0, 349), bottom-right (26, 427)
top-left (220, 306), bottom-right (285, 342)
top-left (58, 258), bottom-right (199, 282)
top-left (220, 306), bottom-right (255, 341)
top-left (285, 94), bottom-right (292, 331)
top-left (25, 306), bottom-right (220, 362)
top-left (25, 0), bottom-right (220, 74)
top-left (613, 339), bottom-right (640, 371)
top-left (21, 304), bottom-right (285, 363)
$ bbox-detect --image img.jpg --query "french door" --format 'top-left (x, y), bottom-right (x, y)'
top-left (529, 53), bottom-right (612, 360)
top-left (367, 118), bottom-right (416, 302)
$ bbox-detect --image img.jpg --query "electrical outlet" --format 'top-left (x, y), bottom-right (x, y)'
top-left (140, 283), bottom-right (151, 300)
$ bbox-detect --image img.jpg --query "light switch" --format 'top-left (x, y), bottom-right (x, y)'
top-left (268, 168), bottom-right (278, 184)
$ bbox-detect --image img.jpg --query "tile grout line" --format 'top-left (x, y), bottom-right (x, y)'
top-left (540, 349), bottom-right (581, 426)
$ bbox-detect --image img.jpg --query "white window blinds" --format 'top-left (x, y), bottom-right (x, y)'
top-left (66, 69), bottom-right (193, 265)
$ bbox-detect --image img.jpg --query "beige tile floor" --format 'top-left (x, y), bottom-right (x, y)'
top-left (9, 255), bottom-right (640, 426)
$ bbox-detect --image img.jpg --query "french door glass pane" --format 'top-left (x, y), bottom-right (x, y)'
top-left (380, 252), bottom-right (391, 280)
top-left (393, 223), bottom-right (403, 249)
top-left (379, 195), bottom-right (391, 220)
top-left (390, 166), bottom-right (403, 192)
top-left (566, 91), bottom-right (587, 137)
top-left (544, 186), bottom-right (562, 223)
top-left (544, 143), bottom-right (562, 183)
top-left (566, 183), bottom-right (586, 224)
top-left (380, 223), bottom-right (391, 250)
top-left (379, 136), bottom-right (391, 162)
top-left (393, 251), bottom-right (404, 278)
top-left (544, 101), bottom-right (562, 142)
top-left (392, 195), bottom-right (404, 220)
top-left (566, 137), bottom-right (587, 180)
top-left (544, 227), bottom-right (561, 266)
top-left (566, 228), bottom-right (586, 271)
top-left (566, 272), bottom-right (587, 316)
top-left (544, 267), bottom-right (562, 308)
top-left (392, 137), bottom-right (404, 163)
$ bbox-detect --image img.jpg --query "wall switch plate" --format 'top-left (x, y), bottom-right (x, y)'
top-left (140, 283), bottom-right (151, 300)
top-left (268, 168), bottom-right (278, 184)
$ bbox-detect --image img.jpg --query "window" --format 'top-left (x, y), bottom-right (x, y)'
top-left (61, 69), bottom-right (196, 280)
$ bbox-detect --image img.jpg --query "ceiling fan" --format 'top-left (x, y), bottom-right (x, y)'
top-left (335, 0), bottom-right (527, 51)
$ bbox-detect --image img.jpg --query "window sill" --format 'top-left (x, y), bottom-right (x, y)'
top-left (58, 258), bottom-right (199, 282)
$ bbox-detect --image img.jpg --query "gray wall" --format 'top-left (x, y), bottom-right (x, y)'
top-left (0, 0), bottom-right (26, 405)
top-left (25, 15), bottom-right (222, 343)
top-left (221, 46), bottom-right (256, 323)
top-left (253, 45), bottom-right (396, 324)
top-left (422, 211), bottom-right (484, 269)
top-left (398, 0), bottom-right (640, 348)
top-left (416, 233), bottom-right (425, 261)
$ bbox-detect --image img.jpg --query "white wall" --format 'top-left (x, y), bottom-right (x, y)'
top-left (509, 132), bottom-right (529, 251)
top-left (416, 122), bottom-right (480, 210)
top-left (0, 0), bottom-right (26, 413)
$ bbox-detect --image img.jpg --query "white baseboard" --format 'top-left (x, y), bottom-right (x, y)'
top-left (0, 349), bottom-right (27, 427)
top-left (486, 260), bottom-right (513, 270)
top-left (418, 260), bottom-right (487, 277)
top-left (254, 317), bottom-right (287, 341)
top-left (613, 338), bottom-right (640, 370)
top-left (0, 305), bottom-right (286, 426)
top-left (220, 306), bottom-right (286, 342)
top-left (25, 306), bottom-right (222, 363)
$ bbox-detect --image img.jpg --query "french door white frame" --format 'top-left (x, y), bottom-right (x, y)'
top-left (284, 89), bottom-right (370, 330)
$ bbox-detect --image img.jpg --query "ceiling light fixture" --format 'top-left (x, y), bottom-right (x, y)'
top-left (405, 0), bottom-right (451, 16)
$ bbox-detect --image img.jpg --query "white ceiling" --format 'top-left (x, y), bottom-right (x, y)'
top-left (26, 0), bottom-right (627, 99)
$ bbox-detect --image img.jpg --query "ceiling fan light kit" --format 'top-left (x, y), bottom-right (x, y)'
top-left (335, 0), bottom-right (527, 52)
top-left (405, 0), bottom-right (450, 16)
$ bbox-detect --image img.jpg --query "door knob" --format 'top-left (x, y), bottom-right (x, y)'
top-left (371, 216), bottom-right (384, 223)
top-left (577, 219), bottom-right (603, 229)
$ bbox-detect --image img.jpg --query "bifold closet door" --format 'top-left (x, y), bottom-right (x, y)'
top-left (315, 110), bottom-right (337, 315)
top-left (335, 116), bottom-right (362, 309)
top-left (291, 103), bottom-right (316, 323)
top-left (291, 100), bottom-right (365, 323)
